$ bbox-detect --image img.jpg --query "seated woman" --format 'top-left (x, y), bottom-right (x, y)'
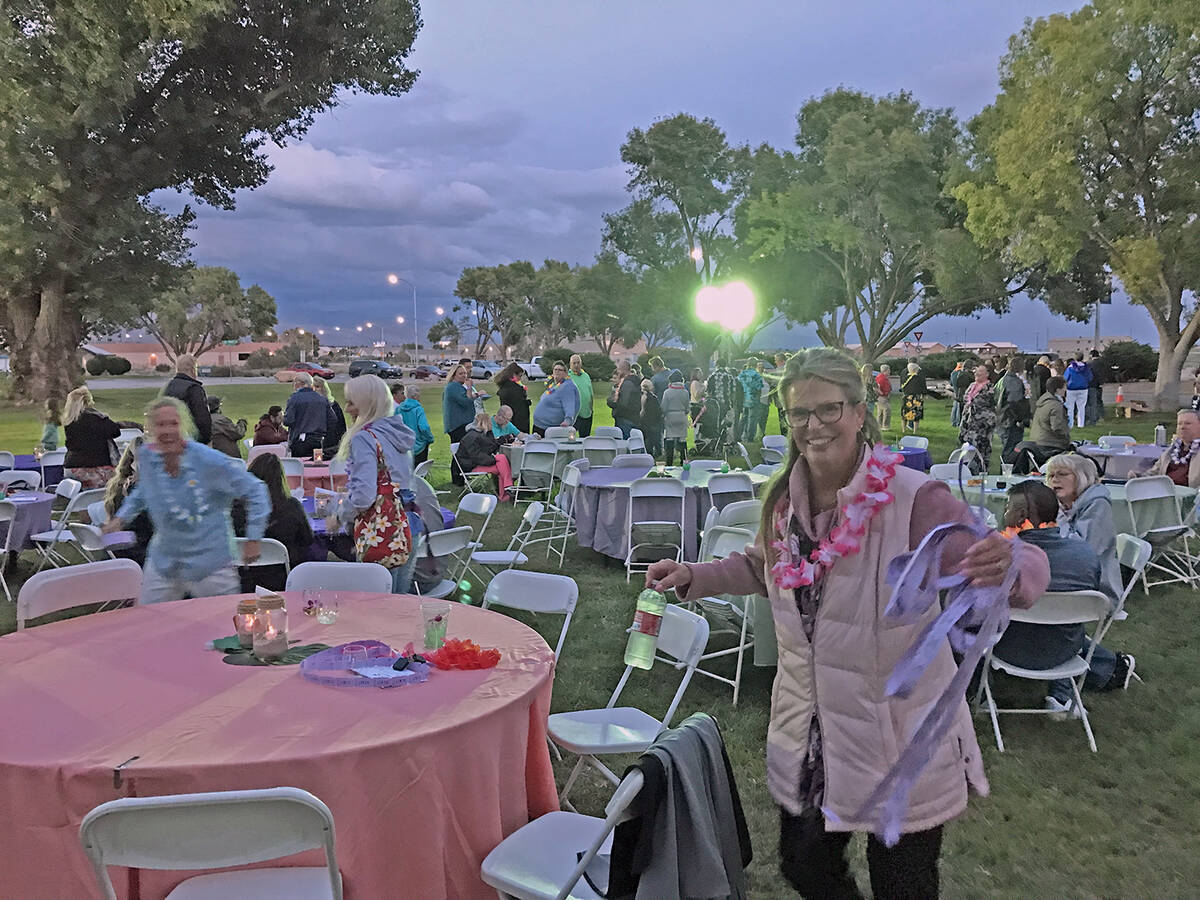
top-left (454, 413), bottom-right (515, 499)
top-left (995, 480), bottom-right (1134, 715)
top-left (1044, 453), bottom-right (1120, 600)
top-left (235, 453), bottom-right (314, 592)
top-left (491, 405), bottom-right (521, 443)
top-left (254, 405), bottom-right (289, 446)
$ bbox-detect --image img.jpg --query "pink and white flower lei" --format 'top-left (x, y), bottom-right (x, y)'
top-left (770, 443), bottom-right (903, 589)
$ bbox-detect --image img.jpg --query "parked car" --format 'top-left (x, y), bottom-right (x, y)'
top-left (273, 361), bottom-right (335, 382)
top-left (519, 360), bottom-right (546, 380)
top-left (470, 360), bottom-right (504, 380)
top-left (410, 365), bottom-right (442, 380)
top-left (348, 358), bottom-right (401, 378)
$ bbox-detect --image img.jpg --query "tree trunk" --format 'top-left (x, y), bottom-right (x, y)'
top-left (7, 277), bottom-right (85, 406)
top-left (1153, 327), bottom-right (1188, 410)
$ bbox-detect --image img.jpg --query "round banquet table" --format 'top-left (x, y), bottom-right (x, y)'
top-left (0, 592), bottom-right (558, 899)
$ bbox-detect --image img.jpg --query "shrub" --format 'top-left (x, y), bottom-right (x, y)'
top-left (103, 356), bottom-right (132, 375)
top-left (84, 356), bottom-right (107, 376)
top-left (206, 365), bottom-right (233, 378)
top-left (1098, 340), bottom-right (1157, 382)
top-left (580, 352), bottom-right (616, 383)
top-left (910, 350), bottom-right (979, 380)
top-left (536, 347), bottom-right (575, 371)
top-left (154, 363), bottom-right (172, 373)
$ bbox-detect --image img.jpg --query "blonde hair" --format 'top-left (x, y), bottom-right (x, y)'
top-left (1044, 453), bottom-right (1099, 495)
top-left (758, 347), bottom-right (880, 547)
top-left (338, 375), bottom-right (394, 459)
top-left (104, 435), bottom-right (144, 515)
top-left (63, 387), bottom-right (95, 425)
top-left (907, 362), bottom-right (920, 375)
top-left (472, 412), bottom-right (492, 431)
top-left (146, 395), bottom-right (196, 437)
top-left (311, 377), bottom-right (332, 400)
top-left (446, 364), bottom-right (466, 383)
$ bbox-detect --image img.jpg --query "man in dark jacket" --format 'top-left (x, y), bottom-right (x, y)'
top-left (283, 373), bottom-right (334, 458)
top-left (161, 354), bottom-right (212, 444)
top-left (608, 359), bottom-right (643, 439)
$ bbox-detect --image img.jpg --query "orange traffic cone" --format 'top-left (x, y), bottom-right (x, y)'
top-left (1115, 384), bottom-right (1124, 404)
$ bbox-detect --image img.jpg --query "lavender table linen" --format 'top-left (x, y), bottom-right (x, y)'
top-left (0, 492), bottom-right (54, 551)
top-left (12, 455), bottom-right (63, 487)
top-left (897, 447), bottom-right (933, 472)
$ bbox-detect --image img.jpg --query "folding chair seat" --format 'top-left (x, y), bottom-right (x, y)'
top-left (67, 524), bottom-right (137, 561)
top-left (1124, 475), bottom-right (1198, 591)
top-left (974, 590), bottom-right (1113, 752)
top-left (482, 570), bottom-right (578, 658)
top-left (624, 478), bottom-right (686, 583)
top-left (471, 503), bottom-right (544, 575)
top-left (481, 769), bottom-right (644, 900)
top-left (551, 605), bottom-right (709, 808)
top-left (79, 787), bottom-right (342, 900)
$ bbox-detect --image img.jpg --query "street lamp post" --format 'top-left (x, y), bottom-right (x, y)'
top-left (387, 274), bottom-right (418, 359)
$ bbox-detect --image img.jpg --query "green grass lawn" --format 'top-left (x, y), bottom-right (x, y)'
top-left (2, 379), bottom-right (1197, 897)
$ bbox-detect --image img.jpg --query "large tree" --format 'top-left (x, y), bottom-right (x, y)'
top-left (954, 0), bottom-right (1200, 407)
top-left (575, 255), bottom-right (641, 356)
top-left (138, 266), bottom-right (276, 360)
top-left (746, 90), bottom-right (1010, 366)
top-left (0, 0), bottom-right (421, 402)
top-left (602, 114), bottom-right (753, 358)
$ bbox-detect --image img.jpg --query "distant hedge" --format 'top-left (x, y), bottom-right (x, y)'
top-left (84, 356), bottom-right (107, 375)
top-left (104, 356), bottom-right (132, 375)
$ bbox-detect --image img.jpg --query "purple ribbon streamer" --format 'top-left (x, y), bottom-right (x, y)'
top-left (841, 513), bottom-right (1017, 847)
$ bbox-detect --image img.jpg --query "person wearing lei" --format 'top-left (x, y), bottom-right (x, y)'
top-left (1143, 408), bottom-right (1200, 488)
top-left (648, 347), bottom-right (1049, 900)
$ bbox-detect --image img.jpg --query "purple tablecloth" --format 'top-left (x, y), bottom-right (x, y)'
top-left (572, 465), bottom-right (765, 562)
top-left (897, 447), bottom-right (933, 472)
top-left (12, 455), bottom-right (63, 488)
top-left (0, 492), bottom-right (54, 551)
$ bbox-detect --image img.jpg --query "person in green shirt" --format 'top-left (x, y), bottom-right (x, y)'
top-left (40, 397), bottom-right (61, 451)
top-left (568, 354), bottom-right (595, 437)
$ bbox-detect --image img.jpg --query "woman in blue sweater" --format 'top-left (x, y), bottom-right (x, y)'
top-left (532, 361), bottom-right (580, 436)
top-left (443, 364), bottom-right (478, 484)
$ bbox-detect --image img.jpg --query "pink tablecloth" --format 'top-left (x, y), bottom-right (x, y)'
top-left (0, 592), bottom-right (558, 899)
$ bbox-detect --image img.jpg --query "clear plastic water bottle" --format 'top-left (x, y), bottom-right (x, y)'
top-left (623, 588), bottom-right (667, 670)
top-left (1155, 424), bottom-right (1167, 446)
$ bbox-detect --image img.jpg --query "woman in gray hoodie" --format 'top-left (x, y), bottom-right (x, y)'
top-left (1045, 453), bottom-right (1121, 602)
top-left (333, 374), bottom-right (421, 593)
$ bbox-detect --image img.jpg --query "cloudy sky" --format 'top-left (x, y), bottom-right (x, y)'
top-left (162, 0), bottom-right (1159, 350)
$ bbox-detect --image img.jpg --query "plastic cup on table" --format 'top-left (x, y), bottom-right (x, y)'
top-left (420, 601), bottom-right (451, 650)
top-left (316, 592), bottom-right (339, 625)
top-left (343, 644), bottom-right (368, 668)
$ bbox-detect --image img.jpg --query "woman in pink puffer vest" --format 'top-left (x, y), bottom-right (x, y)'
top-left (648, 348), bottom-right (1049, 899)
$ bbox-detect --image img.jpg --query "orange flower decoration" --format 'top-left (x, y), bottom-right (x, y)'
top-left (425, 638), bottom-right (501, 670)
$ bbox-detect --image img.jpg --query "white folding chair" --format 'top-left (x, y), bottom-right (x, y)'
top-left (551, 604), bottom-right (709, 808)
top-left (39, 449), bottom-right (66, 486)
top-left (929, 463), bottom-right (960, 480)
top-left (0, 470), bottom-right (41, 492)
top-left (280, 456), bottom-right (305, 480)
top-left (592, 425), bottom-right (623, 440)
top-left (87, 501), bottom-right (109, 525)
top-left (974, 590), bottom-right (1113, 752)
top-left (626, 428), bottom-right (646, 454)
top-left (1124, 475), bottom-right (1198, 591)
top-left (543, 426), bottom-right (573, 439)
top-left (243, 437), bottom-right (253, 452)
top-left (326, 458), bottom-right (347, 490)
top-left (471, 502), bottom-right (544, 575)
top-left (751, 462), bottom-right (781, 477)
top-left (482, 570), bottom-right (579, 659)
top-left (285, 561), bottom-right (392, 593)
top-left (733, 441), bottom-right (752, 468)
top-left (237, 537), bottom-right (292, 579)
top-left (414, 459), bottom-right (451, 499)
top-left (414, 525), bottom-right (475, 598)
top-left (456, 492), bottom-right (498, 552)
top-left (625, 478), bottom-right (686, 583)
top-left (544, 465), bottom-right (583, 566)
top-left (79, 787), bottom-right (342, 900)
top-left (1112, 533), bottom-right (1152, 622)
top-left (67, 523), bottom-right (136, 562)
top-left (717, 498), bottom-right (761, 533)
top-left (0, 451), bottom-right (13, 470)
top-left (760, 434), bottom-right (787, 465)
top-left (682, 525), bottom-right (758, 704)
top-left (291, 487), bottom-right (307, 500)
top-left (481, 768), bottom-right (644, 900)
top-left (449, 445), bottom-right (498, 496)
top-left (17, 559), bottom-right (142, 630)
top-left (899, 435), bottom-right (929, 450)
top-left (0, 501), bottom-right (20, 602)
top-left (30, 478), bottom-right (82, 571)
top-left (612, 453), bottom-right (653, 469)
top-left (706, 472), bottom-right (754, 514)
top-left (247, 443), bottom-right (288, 464)
top-left (513, 442), bottom-right (558, 502)
top-left (1098, 435), bottom-right (1137, 449)
top-left (581, 436), bottom-right (619, 468)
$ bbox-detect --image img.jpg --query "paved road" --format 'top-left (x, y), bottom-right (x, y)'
top-left (85, 374), bottom-right (451, 390)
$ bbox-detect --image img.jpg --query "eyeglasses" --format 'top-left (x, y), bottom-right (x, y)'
top-left (785, 401), bottom-right (846, 428)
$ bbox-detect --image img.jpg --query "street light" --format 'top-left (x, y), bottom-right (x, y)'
top-left (386, 274), bottom-right (418, 356)
top-left (435, 306), bottom-right (444, 316)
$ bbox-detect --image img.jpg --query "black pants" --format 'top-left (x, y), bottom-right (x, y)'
top-left (575, 415), bottom-right (592, 437)
top-left (780, 808), bottom-right (943, 900)
top-left (999, 424), bottom-right (1025, 464)
top-left (413, 446), bottom-right (429, 466)
top-left (289, 433), bottom-right (325, 460)
top-left (664, 437), bottom-right (686, 466)
top-left (448, 425), bottom-right (468, 483)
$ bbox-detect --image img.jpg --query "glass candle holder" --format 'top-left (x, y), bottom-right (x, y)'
top-left (420, 601), bottom-right (451, 650)
top-left (233, 599), bottom-right (258, 649)
top-left (253, 596), bottom-right (289, 661)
